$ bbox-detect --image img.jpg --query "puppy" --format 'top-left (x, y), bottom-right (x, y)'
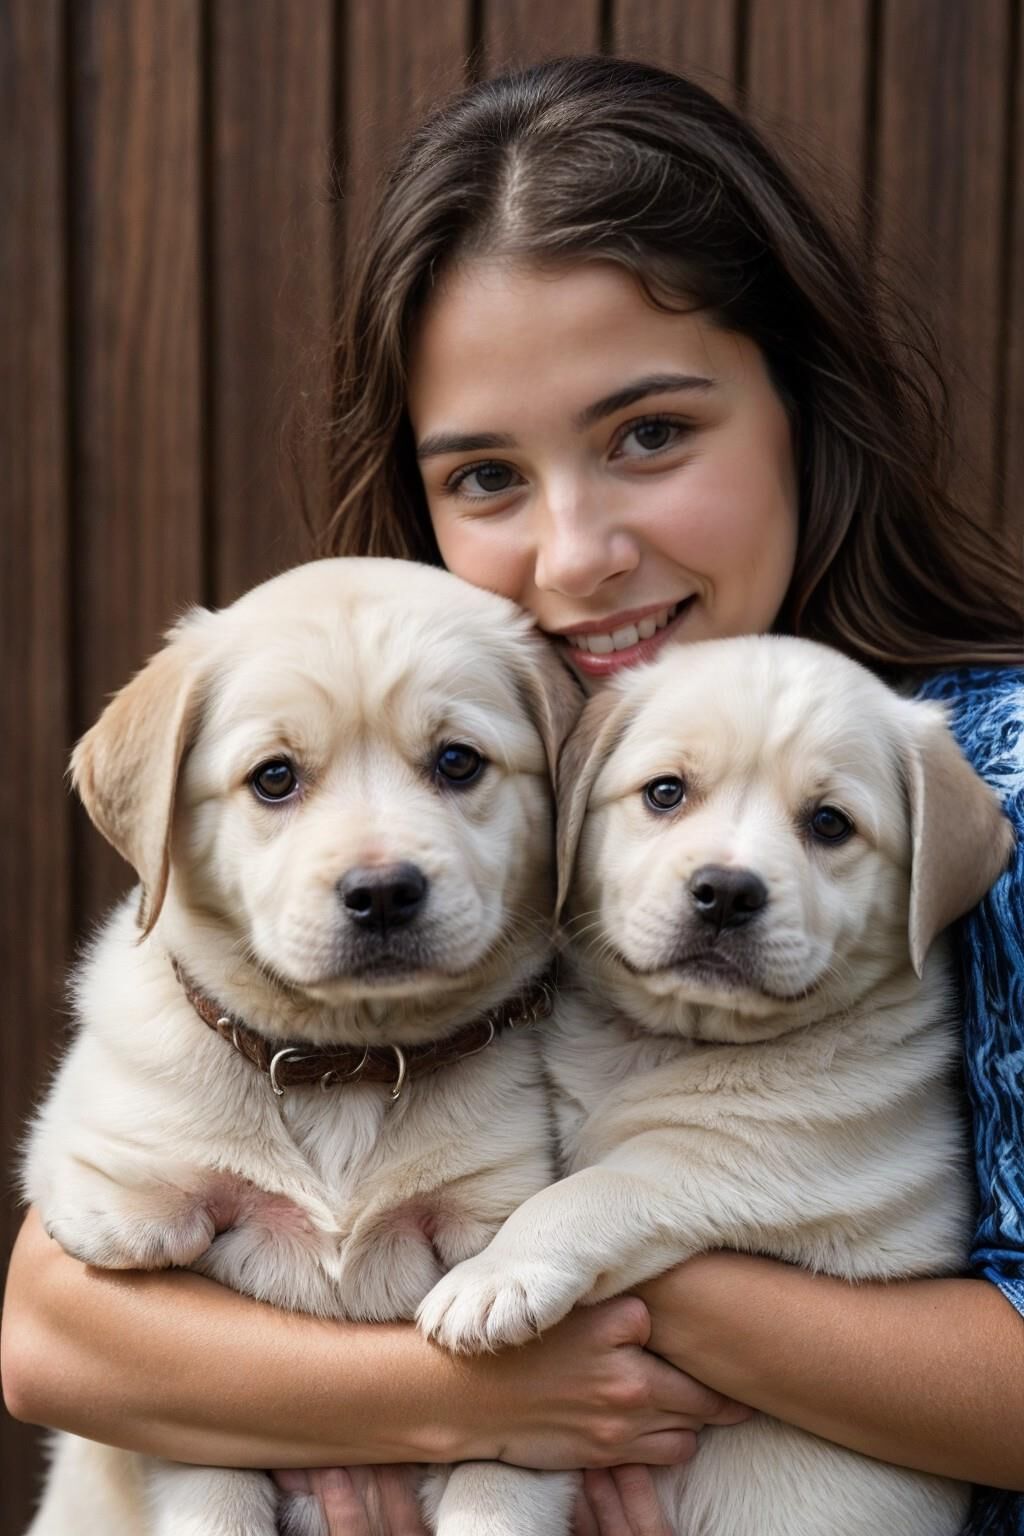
top-left (418, 635), bottom-right (1013, 1536)
top-left (22, 558), bottom-right (582, 1536)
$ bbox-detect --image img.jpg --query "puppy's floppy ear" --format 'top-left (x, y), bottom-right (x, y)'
top-left (904, 702), bottom-right (1014, 976)
top-left (70, 610), bottom-right (213, 937)
top-left (556, 688), bottom-right (633, 921)
top-left (514, 640), bottom-right (587, 782)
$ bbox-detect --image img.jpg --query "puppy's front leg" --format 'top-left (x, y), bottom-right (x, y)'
top-left (426, 1464), bottom-right (579, 1536)
top-left (145, 1461), bottom-right (280, 1536)
top-left (417, 1160), bottom-right (696, 1353)
top-left (34, 1157), bottom-right (217, 1271)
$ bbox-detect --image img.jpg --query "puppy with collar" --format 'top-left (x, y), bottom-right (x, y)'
top-left (418, 635), bottom-right (1013, 1536)
top-left (22, 558), bottom-right (581, 1536)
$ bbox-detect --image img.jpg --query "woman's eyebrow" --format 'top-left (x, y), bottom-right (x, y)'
top-left (574, 373), bottom-right (716, 429)
top-left (417, 430), bottom-right (517, 460)
top-left (416, 373), bottom-right (716, 460)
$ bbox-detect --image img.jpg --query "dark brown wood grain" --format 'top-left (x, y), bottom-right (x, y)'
top-left (483, 0), bottom-right (602, 74)
top-left (343, 0), bottom-right (471, 246)
top-left (1004, 5), bottom-right (1023, 534)
top-left (210, 0), bottom-right (335, 603)
top-left (611, 0), bottom-right (739, 100)
top-left (1, 5), bottom-right (71, 1523)
top-left (875, 0), bottom-right (1012, 529)
top-left (70, 0), bottom-right (205, 927)
top-left (746, 0), bottom-right (871, 233)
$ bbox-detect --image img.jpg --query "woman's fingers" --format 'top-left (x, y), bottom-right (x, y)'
top-left (574, 1475), bottom-right (608, 1536)
top-left (645, 1353), bottom-right (749, 1427)
top-left (374, 1466), bottom-right (429, 1534)
top-left (581, 1469), bottom-right (634, 1536)
top-left (582, 1466), bottom-right (674, 1536)
top-left (623, 1430), bottom-right (697, 1467)
top-left (316, 1468), bottom-right (373, 1534)
top-left (612, 1466), bottom-right (674, 1534)
top-left (300, 1464), bottom-right (427, 1536)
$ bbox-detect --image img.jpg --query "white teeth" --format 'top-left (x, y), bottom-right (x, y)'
top-left (567, 603), bottom-right (681, 654)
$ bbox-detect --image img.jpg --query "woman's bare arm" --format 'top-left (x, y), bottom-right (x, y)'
top-left (641, 1252), bottom-right (1024, 1489)
top-left (1, 1209), bottom-right (743, 1471)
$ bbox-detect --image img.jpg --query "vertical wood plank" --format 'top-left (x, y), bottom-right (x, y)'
top-left (1003, 7), bottom-right (1023, 536)
top-left (211, 0), bottom-right (335, 603)
top-left (70, 0), bottom-right (204, 924)
top-left (343, 0), bottom-right (471, 246)
top-left (610, 0), bottom-right (739, 101)
top-left (1, 4), bottom-right (70, 1521)
top-left (746, 0), bottom-right (871, 230)
top-left (875, 0), bottom-right (1011, 528)
top-left (483, 0), bottom-right (602, 74)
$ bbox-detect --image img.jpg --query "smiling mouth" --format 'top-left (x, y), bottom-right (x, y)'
top-left (563, 599), bottom-right (686, 654)
top-left (557, 597), bottom-right (696, 675)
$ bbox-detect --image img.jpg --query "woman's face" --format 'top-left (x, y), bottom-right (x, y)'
top-left (408, 260), bottom-right (799, 687)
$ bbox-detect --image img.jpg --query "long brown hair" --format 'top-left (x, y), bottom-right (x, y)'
top-left (316, 55), bottom-right (1022, 675)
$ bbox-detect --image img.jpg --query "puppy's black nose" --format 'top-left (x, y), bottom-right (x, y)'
top-left (339, 863), bottom-right (428, 932)
top-left (689, 865), bottom-right (768, 930)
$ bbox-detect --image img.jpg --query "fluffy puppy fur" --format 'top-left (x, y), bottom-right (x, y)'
top-left (419, 635), bottom-right (1014, 1536)
top-left (22, 558), bottom-right (582, 1536)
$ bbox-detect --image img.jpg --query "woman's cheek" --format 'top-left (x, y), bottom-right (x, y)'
top-left (431, 508), bottom-right (533, 602)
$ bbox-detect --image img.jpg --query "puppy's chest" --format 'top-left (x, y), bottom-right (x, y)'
top-left (544, 1005), bottom-right (690, 1171)
top-left (194, 1048), bottom-right (554, 1322)
top-left (192, 1091), bottom-right (444, 1317)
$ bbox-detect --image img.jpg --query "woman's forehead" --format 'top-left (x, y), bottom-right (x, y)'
top-left (408, 259), bottom-right (764, 435)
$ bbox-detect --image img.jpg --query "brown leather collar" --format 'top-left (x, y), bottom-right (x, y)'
top-left (171, 958), bottom-right (557, 1100)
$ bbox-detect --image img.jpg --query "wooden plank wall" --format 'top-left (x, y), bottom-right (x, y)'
top-left (2, 1), bottom-right (1021, 1526)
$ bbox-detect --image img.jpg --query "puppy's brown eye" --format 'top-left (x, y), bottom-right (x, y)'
top-left (644, 776), bottom-right (685, 812)
top-left (436, 743), bottom-right (485, 786)
top-left (810, 805), bottom-right (853, 843)
top-left (251, 759), bottom-right (298, 802)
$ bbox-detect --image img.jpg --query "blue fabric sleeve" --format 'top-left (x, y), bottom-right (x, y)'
top-left (917, 670), bottom-right (1024, 1536)
top-left (917, 669), bottom-right (1024, 1315)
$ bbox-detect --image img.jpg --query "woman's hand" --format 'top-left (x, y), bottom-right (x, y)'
top-left (269, 1296), bottom-right (749, 1535)
top-left (574, 1467), bottom-right (673, 1535)
top-left (451, 1294), bottom-right (750, 1470)
top-left (274, 1467), bottom-right (426, 1535)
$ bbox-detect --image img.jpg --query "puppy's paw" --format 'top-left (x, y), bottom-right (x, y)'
top-left (417, 1253), bottom-right (580, 1353)
top-left (43, 1185), bottom-right (215, 1270)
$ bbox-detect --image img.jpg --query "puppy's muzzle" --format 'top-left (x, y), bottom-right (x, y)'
top-left (338, 862), bottom-right (429, 935)
top-left (689, 865), bottom-right (768, 933)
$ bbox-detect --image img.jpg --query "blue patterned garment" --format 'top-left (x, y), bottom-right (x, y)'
top-left (916, 668), bottom-right (1024, 1535)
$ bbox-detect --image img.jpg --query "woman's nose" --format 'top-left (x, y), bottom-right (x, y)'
top-left (533, 484), bottom-right (640, 598)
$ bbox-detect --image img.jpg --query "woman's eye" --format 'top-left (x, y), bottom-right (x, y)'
top-left (809, 805), bottom-right (854, 844)
top-left (250, 759), bottom-right (299, 802)
top-left (447, 462), bottom-right (523, 498)
top-left (435, 743), bottom-right (486, 786)
top-left (617, 417), bottom-right (687, 460)
top-left (644, 776), bottom-right (686, 812)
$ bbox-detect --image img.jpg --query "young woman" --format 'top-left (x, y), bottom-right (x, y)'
top-left (5, 56), bottom-right (1023, 1536)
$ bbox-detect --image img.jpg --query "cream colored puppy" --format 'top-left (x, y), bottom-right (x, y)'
top-left (419, 635), bottom-right (1013, 1536)
top-left (22, 558), bottom-right (581, 1536)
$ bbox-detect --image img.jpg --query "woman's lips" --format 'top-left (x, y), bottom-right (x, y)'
top-left (557, 597), bottom-right (697, 677)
